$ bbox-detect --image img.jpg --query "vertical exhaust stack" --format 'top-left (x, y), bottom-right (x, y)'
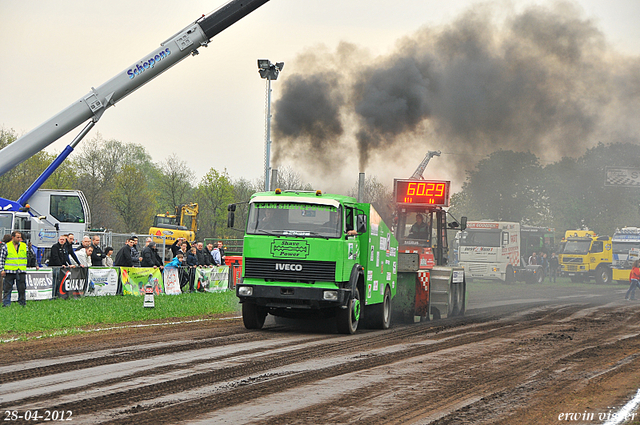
top-left (270, 168), bottom-right (278, 191)
top-left (358, 173), bottom-right (365, 203)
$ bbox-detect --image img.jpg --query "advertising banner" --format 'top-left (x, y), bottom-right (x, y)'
top-left (87, 268), bottom-right (120, 296)
top-left (121, 267), bottom-right (164, 296)
top-left (55, 267), bottom-right (89, 299)
top-left (196, 266), bottom-right (229, 292)
top-left (163, 267), bottom-right (182, 295)
top-left (10, 269), bottom-right (54, 302)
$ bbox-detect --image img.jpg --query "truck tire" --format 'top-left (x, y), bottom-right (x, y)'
top-left (504, 265), bottom-right (514, 284)
top-left (337, 286), bottom-right (361, 334)
top-left (369, 286), bottom-right (392, 329)
top-left (595, 265), bottom-right (612, 285)
top-left (242, 302), bottom-right (267, 330)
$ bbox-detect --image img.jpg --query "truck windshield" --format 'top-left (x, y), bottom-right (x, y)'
top-left (612, 241), bottom-right (640, 255)
top-left (50, 194), bottom-right (85, 223)
top-left (0, 213), bottom-right (12, 233)
top-left (459, 230), bottom-right (501, 247)
top-left (247, 202), bottom-right (341, 238)
top-left (563, 240), bottom-right (591, 255)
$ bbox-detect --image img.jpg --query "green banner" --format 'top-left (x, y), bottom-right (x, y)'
top-left (120, 267), bottom-right (164, 296)
top-left (196, 266), bottom-right (229, 292)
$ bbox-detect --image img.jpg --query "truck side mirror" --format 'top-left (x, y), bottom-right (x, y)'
top-left (356, 214), bottom-right (367, 234)
top-left (460, 216), bottom-right (467, 231)
top-left (227, 204), bottom-right (236, 228)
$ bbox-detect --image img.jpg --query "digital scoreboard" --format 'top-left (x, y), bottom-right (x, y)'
top-left (394, 179), bottom-right (450, 207)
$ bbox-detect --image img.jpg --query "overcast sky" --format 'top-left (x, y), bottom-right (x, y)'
top-left (2, 0), bottom-right (640, 193)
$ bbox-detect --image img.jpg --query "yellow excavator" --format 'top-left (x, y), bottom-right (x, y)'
top-left (149, 203), bottom-right (198, 247)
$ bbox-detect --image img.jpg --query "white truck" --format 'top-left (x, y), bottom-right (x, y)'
top-left (458, 221), bottom-right (552, 284)
top-left (611, 227), bottom-right (640, 284)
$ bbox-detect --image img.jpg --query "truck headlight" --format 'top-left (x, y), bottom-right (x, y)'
top-left (238, 286), bottom-right (253, 296)
top-left (323, 290), bottom-right (338, 301)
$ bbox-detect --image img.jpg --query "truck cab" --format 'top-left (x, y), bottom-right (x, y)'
top-left (560, 231), bottom-right (612, 284)
top-left (234, 190), bottom-right (397, 334)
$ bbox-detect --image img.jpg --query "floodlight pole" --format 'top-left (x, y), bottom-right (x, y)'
top-left (264, 77), bottom-right (273, 191)
top-left (258, 59), bottom-right (283, 192)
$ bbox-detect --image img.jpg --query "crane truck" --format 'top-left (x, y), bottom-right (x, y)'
top-left (0, 0), bottom-right (272, 259)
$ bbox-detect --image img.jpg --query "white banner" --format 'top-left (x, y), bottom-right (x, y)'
top-left (11, 269), bottom-right (54, 301)
top-left (87, 267), bottom-right (120, 296)
top-left (163, 267), bottom-right (182, 295)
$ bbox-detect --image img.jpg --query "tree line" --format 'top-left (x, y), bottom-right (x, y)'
top-left (3, 127), bottom-right (639, 240)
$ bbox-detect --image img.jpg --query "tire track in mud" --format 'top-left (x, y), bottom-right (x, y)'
top-left (1, 304), bottom-right (594, 424)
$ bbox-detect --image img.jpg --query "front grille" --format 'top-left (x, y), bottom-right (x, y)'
top-left (244, 258), bottom-right (336, 282)
top-left (566, 265), bottom-right (579, 272)
top-left (563, 257), bottom-right (583, 263)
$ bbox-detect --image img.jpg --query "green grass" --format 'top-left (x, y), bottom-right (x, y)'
top-left (0, 291), bottom-right (240, 340)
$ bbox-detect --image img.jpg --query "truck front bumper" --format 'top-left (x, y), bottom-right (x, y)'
top-left (236, 284), bottom-right (350, 310)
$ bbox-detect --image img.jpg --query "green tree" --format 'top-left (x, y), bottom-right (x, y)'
top-left (158, 154), bottom-right (195, 211)
top-left (452, 150), bottom-right (547, 224)
top-left (110, 164), bottom-right (156, 233)
top-left (195, 168), bottom-right (235, 239)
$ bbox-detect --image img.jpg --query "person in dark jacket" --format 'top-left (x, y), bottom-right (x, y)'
top-left (90, 235), bottom-right (106, 267)
top-left (48, 235), bottom-right (69, 267)
top-left (130, 237), bottom-right (141, 267)
top-left (141, 242), bottom-right (164, 268)
top-left (171, 238), bottom-right (191, 258)
top-left (186, 247), bottom-right (198, 292)
top-left (65, 233), bottom-right (82, 266)
top-left (195, 242), bottom-right (211, 267)
top-left (114, 238), bottom-right (135, 267)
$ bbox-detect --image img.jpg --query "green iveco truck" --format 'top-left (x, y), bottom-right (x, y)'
top-left (229, 189), bottom-right (397, 334)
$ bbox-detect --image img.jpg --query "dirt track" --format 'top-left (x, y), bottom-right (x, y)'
top-left (2, 283), bottom-right (640, 424)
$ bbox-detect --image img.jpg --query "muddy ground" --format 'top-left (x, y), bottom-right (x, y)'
top-left (2, 282), bottom-right (640, 424)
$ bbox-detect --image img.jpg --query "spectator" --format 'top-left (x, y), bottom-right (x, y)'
top-left (166, 253), bottom-right (183, 269)
top-left (75, 246), bottom-right (93, 267)
top-left (1, 231), bottom-right (29, 307)
top-left (65, 233), bottom-right (82, 266)
top-left (528, 252), bottom-right (538, 266)
top-left (548, 252), bottom-right (559, 283)
top-left (141, 241), bottom-right (164, 268)
top-left (195, 242), bottom-right (211, 267)
top-left (206, 243), bottom-right (218, 266)
top-left (217, 241), bottom-right (226, 265)
top-left (104, 247), bottom-right (114, 267)
top-left (130, 236), bottom-right (142, 267)
top-left (0, 235), bottom-right (11, 293)
top-left (90, 235), bottom-right (106, 266)
top-left (49, 235), bottom-right (68, 267)
top-left (177, 242), bottom-right (189, 261)
top-left (186, 247), bottom-right (198, 292)
top-left (26, 241), bottom-right (37, 268)
top-left (171, 237), bottom-right (191, 258)
top-left (211, 243), bottom-right (222, 266)
top-left (145, 237), bottom-right (153, 247)
top-left (626, 259), bottom-right (640, 301)
top-left (114, 238), bottom-right (135, 267)
top-left (78, 236), bottom-right (91, 251)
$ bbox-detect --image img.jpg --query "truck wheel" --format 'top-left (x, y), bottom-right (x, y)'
top-left (337, 287), bottom-right (361, 334)
top-left (504, 266), bottom-right (514, 284)
top-left (242, 302), bottom-right (267, 330)
top-left (370, 286), bottom-right (392, 329)
top-left (595, 266), bottom-right (612, 285)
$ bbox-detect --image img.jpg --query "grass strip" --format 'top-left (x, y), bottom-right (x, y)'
top-left (0, 291), bottom-right (240, 338)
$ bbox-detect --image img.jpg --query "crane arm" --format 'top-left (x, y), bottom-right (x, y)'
top-left (410, 150), bottom-right (441, 179)
top-left (0, 0), bottom-right (270, 179)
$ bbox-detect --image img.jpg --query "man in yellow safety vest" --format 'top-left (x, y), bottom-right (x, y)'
top-left (0, 231), bottom-right (28, 307)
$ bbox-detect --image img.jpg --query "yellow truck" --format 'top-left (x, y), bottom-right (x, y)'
top-left (559, 230), bottom-right (613, 284)
top-left (149, 203), bottom-right (198, 248)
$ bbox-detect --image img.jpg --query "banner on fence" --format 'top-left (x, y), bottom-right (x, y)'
top-left (11, 269), bottom-right (55, 301)
top-left (196, 266), bottom-right (229, 292)
top-left (87, 268), bottom-right (120, 296)
top-left (163, 267), bottom-right (182, 295)
top-left (121, 267), bottom-right (164, 296)
top-left (56, 267), bottom-right (89, 299)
